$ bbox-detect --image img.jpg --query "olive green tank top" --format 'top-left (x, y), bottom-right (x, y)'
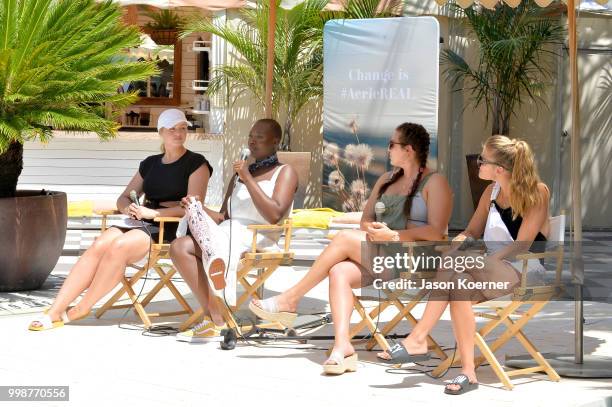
top-left (378, 172), bottom-right (435, 230)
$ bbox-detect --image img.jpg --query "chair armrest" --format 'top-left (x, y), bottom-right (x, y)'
top-left (153, 217), bottom-right (182, 223)
top-left (95, 209), bottom-right (120, 216)
top-left (152, 217), bottom-right (182, 245)
top-left (95, 209), bottom-right (121, 232)
top-left (247, 224), bottom-right (287, 231)
top-left (247, 219), bottom-right (293, 253)
top-left (515, 250), bottom-right (560, 261)
top-left (516, 247), bottom-right (564, 290)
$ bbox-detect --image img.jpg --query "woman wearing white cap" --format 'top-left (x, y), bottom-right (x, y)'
top-left (29, 109), bottom-right (212, 331)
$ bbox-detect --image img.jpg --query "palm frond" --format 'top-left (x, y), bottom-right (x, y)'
top-left (0, 0), bottom-right (157, 154)
top-left (442, 0), bottom-right (564, 135)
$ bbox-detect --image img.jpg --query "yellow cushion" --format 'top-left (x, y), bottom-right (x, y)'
top-left (68, 201), bottom-right (94, 217)
top-left (290, 208), bottom-right (343, 229)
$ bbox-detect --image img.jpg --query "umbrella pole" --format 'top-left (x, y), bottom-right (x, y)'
top-left (567, 0), bottom-right (584, 365)
top-left (508, 0), bottom-right (612, 379)
top-left (265, 0), bottom-right (276, 119)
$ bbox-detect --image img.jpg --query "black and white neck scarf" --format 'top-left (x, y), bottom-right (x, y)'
top-left (248, 153), bottom-right (279, 174)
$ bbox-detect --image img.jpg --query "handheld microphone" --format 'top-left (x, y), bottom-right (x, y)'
top-left (129, 190), bottom-right (140, 206)
top-left (374, 201), bottom-right (386, 223)
top-left (239, 147), bottom-right (250, 162)
top-left (234, 147), bottom-right (251, 186)
top-left (128, 190), bottom-right (141, 219)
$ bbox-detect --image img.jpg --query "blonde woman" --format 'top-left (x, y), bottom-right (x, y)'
top-left (382, 135), bottom-right (550, 395)
top-left (29, 109), bottom-right (212, 331)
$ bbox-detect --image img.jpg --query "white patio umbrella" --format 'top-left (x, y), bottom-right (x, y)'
top-left (109, 0), bottom-right (246, 9)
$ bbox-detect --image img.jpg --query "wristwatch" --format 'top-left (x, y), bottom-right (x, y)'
top-left (391, 231), bottom-right (400, 241)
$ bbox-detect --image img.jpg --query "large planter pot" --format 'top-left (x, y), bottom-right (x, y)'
top-left (0, 190), bottom-right (67, 292)
top-left (143, 28), bottom-right (178, 45)
top-left (465, 154), bottom-right (492, 211)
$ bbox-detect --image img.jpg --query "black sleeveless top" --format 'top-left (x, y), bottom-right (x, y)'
top-left (492, 200), bottom-right (547, 250)
top-left (138, 149), bottom-right (212, 210)
top-left (134, 150), bottom-right (212, 242)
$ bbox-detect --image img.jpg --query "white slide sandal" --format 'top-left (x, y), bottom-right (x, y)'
top-left (248, 297), bottom-right (297, 328)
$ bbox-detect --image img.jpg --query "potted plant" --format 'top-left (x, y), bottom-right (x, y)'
top-left (441, 1), bottom-right (564, 208)
top-left (142, 8), bottom-right (185, 45)
top-left (0, 0), bottom-right (157, 292)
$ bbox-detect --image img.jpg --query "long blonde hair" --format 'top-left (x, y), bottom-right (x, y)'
top-left (484, 135), bottom-right (543, 219)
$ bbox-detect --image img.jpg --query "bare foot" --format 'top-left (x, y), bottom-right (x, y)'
top-left (324, 344), bottom-right (355, 365)
top-left (66, 305), bottom-right (89, 322)
top-left (377, 336), bottom-right (428, 360)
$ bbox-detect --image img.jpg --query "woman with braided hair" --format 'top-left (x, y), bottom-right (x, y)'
top-left (250, 123), bottom-right (452, 374)
top-left (381, 135), bottom-right (551, 396)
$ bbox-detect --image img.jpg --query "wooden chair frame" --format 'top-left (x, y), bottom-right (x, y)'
top-left (349, 241), bottom-right (447, 359)
top-left (179, 219), bottom-right (294, 333)
top-left (94, 210), bottom-right (194, 328)
top-left (431, 214), bottom-right (566, 390)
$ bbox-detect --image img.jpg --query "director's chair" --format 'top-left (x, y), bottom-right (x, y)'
top-left (94, 210), bottom-right (194, 328)
top-left (349, 240), bottom-right (448, 359)
top-left (430, 213), bottom-right (566, 389)
top-left (179, 219), bottom-right (294, 333)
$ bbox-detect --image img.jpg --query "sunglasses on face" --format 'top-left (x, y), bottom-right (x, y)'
top-left (477, 155), bottom-right (510, 171)
top-left (388, 140), bottom-right (408, 150)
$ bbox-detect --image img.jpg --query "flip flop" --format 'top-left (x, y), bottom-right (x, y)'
top-left (444, 374), bottom-right (479, 395)
top-left (383, 343), bottom-right (430, 365)
top-left (322, 352), bottom-right (358, 375)
top-left (248, 297), bottom-right (297, 328)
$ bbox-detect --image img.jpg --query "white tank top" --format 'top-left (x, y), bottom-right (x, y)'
top-left (483, 182), bottom-right (544, 272)
top-left (228, 164), bottom-right (290, 222)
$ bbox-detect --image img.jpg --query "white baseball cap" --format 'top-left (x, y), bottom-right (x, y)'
top-left (157, 109), bottom-right (192, 131)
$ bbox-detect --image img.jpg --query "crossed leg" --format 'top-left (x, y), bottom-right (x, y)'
top-left (251, 229), bottom-right (368, 313)
top-left (31, 227), bottom-right (151, 327)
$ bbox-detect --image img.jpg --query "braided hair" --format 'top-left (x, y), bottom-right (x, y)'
top-left (377, 123), bottom-right (430, 220)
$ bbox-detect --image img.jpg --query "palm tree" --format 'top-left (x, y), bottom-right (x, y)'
top-left (183, 0), bottom-right (402, 150)
top-left (0, 0), bottom-right (157, 198)
top-left (442, 1), bottom-right (564, 135)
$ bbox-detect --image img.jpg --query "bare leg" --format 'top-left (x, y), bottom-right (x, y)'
top-left (252, 229), bottom-right (367, 312)
top-left (443, 259), bottom-right (519, 390)
top-left (446, 300), bottom-right (478, 391)
top-left (324, 261), bottom-right (364, 364)
top-left (170, 236), bottom-right (224, 326)
top-left (32, 227), bottom-right (124, 327)
top-left (69, 229), bottom-right (151, 319)
top-left (377, 272), bottom-right (455, 359)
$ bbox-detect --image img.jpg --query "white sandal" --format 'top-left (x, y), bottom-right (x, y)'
top-left (322, 352), bottom-right (358, 375)
top-left (28, 310), bottom-right (70, 331)
top-left (248, 297), bottom-right (297, 328)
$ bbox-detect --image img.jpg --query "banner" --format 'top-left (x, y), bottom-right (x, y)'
top-left (323, 17), bottom-right (440, 211)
